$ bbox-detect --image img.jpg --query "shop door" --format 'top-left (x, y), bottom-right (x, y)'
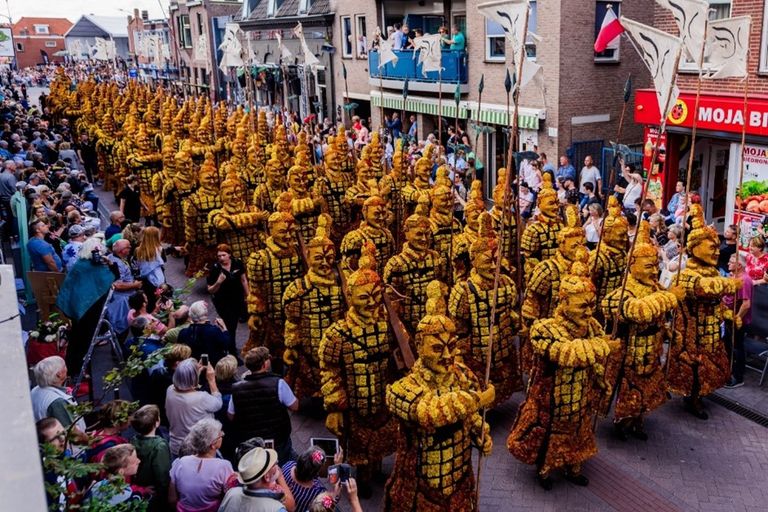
top-left (706, 143), bottom-right (729, 229)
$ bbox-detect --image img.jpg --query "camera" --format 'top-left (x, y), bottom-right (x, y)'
top-left (200, 354), bottom-right (209, 367)
top-left (91, 248), bottom-right (102, 264)
top-left (328, 463), bottom-right (356, 484)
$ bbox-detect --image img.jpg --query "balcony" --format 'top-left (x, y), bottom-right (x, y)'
top-left (369, 49), bottom-right (469, 94)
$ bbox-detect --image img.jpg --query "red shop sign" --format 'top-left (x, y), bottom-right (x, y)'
top-left (634, 89), bottom-right (768, 138)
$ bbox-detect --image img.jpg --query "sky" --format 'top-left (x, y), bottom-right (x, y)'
top-left (6, 0), bottom-right (169, 23)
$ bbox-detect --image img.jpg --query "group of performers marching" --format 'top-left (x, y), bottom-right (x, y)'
top-left (49, 70), bottom-right (742, 511)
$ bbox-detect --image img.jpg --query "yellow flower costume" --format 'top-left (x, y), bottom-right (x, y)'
top-left (520, 173), bottom-right (562, 278)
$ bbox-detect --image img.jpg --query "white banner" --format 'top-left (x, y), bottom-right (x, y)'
top-left (376, 26), bottom-right (398, 68)
top-left (412, 33), bottom-right (443, 76)
top-left (706, 16), bottom-right (751, 80)
top-left (293, 22), bottom-right (320, 70)
top-left (655, 0), bottom-right (709, 67)
top-left (477, 0), bottom-right (530, 61)
top-left (0, 28), bottom-right (14, 57)
top-left (218, 23), bottom-right (244, 71)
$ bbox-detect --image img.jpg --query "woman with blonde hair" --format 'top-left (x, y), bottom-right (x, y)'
top-left (135, 226), bottom-right (166, 311)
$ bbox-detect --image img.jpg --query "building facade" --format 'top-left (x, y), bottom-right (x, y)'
top-left (635, 0), bottom-right (768, 237)
top-left (169, 0), bottom-right (243, 100)
top-left (65, 15), bottom-right (131, 63)
top-left (11, 17), bottom-right (72, 69)
top-left (334, 0), bottom-right (653, 198)
top-left (126, 9), bottom-right (179, 84)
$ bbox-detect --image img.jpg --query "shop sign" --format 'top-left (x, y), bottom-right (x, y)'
top-left (733, 144), bottom-right (768, 250)
top-left (635, 89), bottom-right (768, 138)
top-left (642, 126), bottom-right (666, 209)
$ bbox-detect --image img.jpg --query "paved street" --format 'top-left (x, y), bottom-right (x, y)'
top-left (89, 187), bottom-right (768, 512)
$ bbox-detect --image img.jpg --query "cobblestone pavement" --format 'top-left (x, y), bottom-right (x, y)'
top-left (92, 149), bottom-right (768, 512)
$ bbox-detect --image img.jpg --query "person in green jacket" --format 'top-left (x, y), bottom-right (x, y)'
top-left (131, 405), bottom-right (171, 510)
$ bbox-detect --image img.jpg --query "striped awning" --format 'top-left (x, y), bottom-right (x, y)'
top-left (371, 92), bottom-right (541, 130)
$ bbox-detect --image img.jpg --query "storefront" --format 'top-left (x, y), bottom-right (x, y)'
top-left (634, 89), bottom-right (768, 236)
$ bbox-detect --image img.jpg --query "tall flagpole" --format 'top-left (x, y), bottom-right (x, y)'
top-left (476, 5), bottom-right (529, 500)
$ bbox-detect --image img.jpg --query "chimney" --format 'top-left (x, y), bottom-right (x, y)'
top-left (141, 10), bottom-right (149, 21)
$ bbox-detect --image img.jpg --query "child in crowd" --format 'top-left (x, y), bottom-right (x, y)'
top-left (130, 405), bottom-right (171, 510)
top-left (85, 444), bottom-right (149, 506)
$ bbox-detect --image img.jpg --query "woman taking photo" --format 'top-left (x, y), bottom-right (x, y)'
top-left (206, 244), bottom-right (248, 342)
top-left (135, 226), bottom-right (166, 311)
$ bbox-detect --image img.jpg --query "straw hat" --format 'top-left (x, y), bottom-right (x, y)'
top-left (238, 447), bottom-right (278, 485)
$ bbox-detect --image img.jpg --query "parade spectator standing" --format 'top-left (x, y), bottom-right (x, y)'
top-left (723, 254), bottom-right (753, 388)
top-left (29, 356), bottom-right (86, 432)
top-left (282, 447), bottom-right (341, 512)
top-left (0, 160), bottom-right (17, 225)
top-left (386, 113), bottom-right (403, 139)
top-left (169, 418), bottom-right (234, 511)
top-left (583, 203), bottom-right (604, 250)
top-left (57, 142), bottom-right (80, 171)
top-left (620, 164), bottom-right (643, 211)
top-left (27, 219), bottom-right (62, 272)
top-left (85, 444), bottom-right (146, 506)
top-left (148, 343), bottom-right (193, 424)
top-left (178, 301), bottom-right (236, 364)
top-left (579, 155), bottom-right (601, 200)
top-left (220, 447), bottom-right (295, 512)
top-left (61, 224), bottom-right (85, 271)
top-left (718, 225), bottom-right (738, 274)
top-left (105, 210), bottom-right (126, 241)
top-left (130, 404), bottom-right (171, 510)
top-left (228, 347), bottom-right (299, 464)
top-left (446, 25), bottom-right (466, 50)
top-left (556, 155), bottom-right (576, 184)
top-left (540, 152), bottom-right (556, 177)
top-left (665, 180), bottom-right (686, 219)
top-left (393, 24), bottom-right (409, 50)
top-left (579, 182), bottom-right (600, 211)
top-left (745, 236), bottom-right (768, 285)
top-left (407, 115), bottom-right (417, 140)
top-left (135, 226), bottom-right (166, 311)
top-left (165, 359), bottom-right (222, 457)
top-left (107, 239), bottom-right (143, 335)
top-left (520, 159), bottom-right (542, 194)
top-left (117, 175), bottom-right (142, 223)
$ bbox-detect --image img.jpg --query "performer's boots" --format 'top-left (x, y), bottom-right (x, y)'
top-left (613, 418), bottom-right (630, 441)
top-left (563, 465), bottom-right (589, 487)
top-left (683, 396), bottom-right (708, 420)
top-left (536, 469), bottom-right (553, 491)
top-left (629, 417), bottom-right (648, 441)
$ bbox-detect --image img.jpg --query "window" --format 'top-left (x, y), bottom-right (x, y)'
top-left (177, 15), bottom-right (192, 48)
top-left (267, 0), bottom-right (284, 17)
top-left (45, 41), bottom-right (56, 48)
top-left (595, 1), bottom-right (620, 62)
top-left (485, 20), bottom-right (505, 62)
top-left (341, 16), bottom-right (352, 58)
top-left (196, 13), bottom-right (203, 36)
top-left (298, 0), bottom-right (311, 14)
top-left (34, 24), bottom-right (49, 34)
top-left (15, 42), bottom-right (23, 52)
top-left (485, 1), bottom-right (536, 62)
top-left (680, 1), bottom-right (731, 71)
top-left (355, 15), bottom-right (367, 59)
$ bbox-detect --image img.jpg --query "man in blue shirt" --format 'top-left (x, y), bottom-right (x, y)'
top-left (27, 219), bottom-right (62, 272)
top-left (387, 113), bottom-right (403, 139)
top-left (393, 24), bottom-right (410, 50)
top-left (556, 155), bottom-right (576, 185)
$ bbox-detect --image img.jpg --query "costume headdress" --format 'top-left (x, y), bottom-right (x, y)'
top-left (686, 203), bottom-right (718, 251)
top-left (416, 280), bottom-right (455, 338)
top-left (470, 212), bottom-right (499, 260)
top-left (306, 213), bottom-right (335, 251)
top-left (537, 172), bottom-right (557, 205)
top-left (631, 220), bottom-right (658, 261)
top-left (465, 180), bottom-right (485, 220)
top-left (557, 203), bottom-right (586, 244)
top-left (269, 191), bottom-right (295, 227)
top-left (558, 259), bottom-right (596, 301)
top-left (601, 195), bottom-right (629, 247)
top-left (348, 241), bottom-right (381, 287)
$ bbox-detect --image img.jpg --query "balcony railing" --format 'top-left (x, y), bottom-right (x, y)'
top-left (369, 49), bottom-right (468, 93)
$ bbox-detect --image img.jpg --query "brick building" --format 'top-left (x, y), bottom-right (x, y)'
top-left (634, 0), bottom-right (768, 236)
top-left (169, 0), bottom-right (243, 100)
top-left (334, 0), bottom-right (653, 198)
top-left (11, 17), bottom-right (72, 69)
top-left (126, 9), bottom-right (179, 83)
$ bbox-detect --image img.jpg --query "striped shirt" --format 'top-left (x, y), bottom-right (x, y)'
top-left (281, 461), bottom-right (327, 512)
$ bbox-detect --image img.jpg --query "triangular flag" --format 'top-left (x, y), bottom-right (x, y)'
top-left (655, 0), bottom-right (709, 67)
top-left (218, 23), bottom-right (244, 72)
top-left (376, 26), bottom-right (398, 68)
top-left (623, 75), bottom-right (633, 103)
top-left (412, 34), bottom-right (443, 76)
top-left (479, 73), bottom-right (485, 94)
top-left (705, 16), bottom-right (751, 80)
top-left (293, 22), bottom-right (320, 70)
top-left (594, 5), bottom-right (624, 52)
top-left (504, 68), bottom-right (512, 93)
top-left (477, 0), bottom-right (530, 61)
top-left (275, 31), bottom-right (293, 62)
top-left (621, 17), bottom-right (682, 123)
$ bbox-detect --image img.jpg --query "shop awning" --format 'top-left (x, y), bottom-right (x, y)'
top-left (370, 91), bottom-right (544, 130)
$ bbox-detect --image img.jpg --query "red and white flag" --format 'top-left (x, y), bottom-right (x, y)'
top-left (594, 6), bottom-right (623, 52)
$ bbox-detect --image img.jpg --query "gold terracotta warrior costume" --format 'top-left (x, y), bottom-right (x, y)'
top-left (95, 111), bottom-right (117, 190)
top-left (168, 149), bottom-right (199, 255)
top-left (403, 146), bottom-right (435, 213)
top-left (449, 213), bottom-right (522, 405)
top-left (315, 135), bottom-right (355, 245)
top-left (283, 215), bottom-right (346, 400)
top-left (319, 243), bottom-right (398, 493)
top-left (508, 261), bottom-right (616, 490)
top-left (429, 182), bottom-right (463, 283)
top-left (489, 169), bottom-right (518, 269)
top-left (153, 134), bottom-right (183, 245)
top-left (208, 164), bottom-right (269, 263)
top-left (345, 151), bottom-right (377, 228)
top-left (589, 196), bottom-right (629, 316)
top-left (340, 181), bottom-right (395, 277)
top-left (283, 164), bottom-right (325, 244)
top-left (520, 174), bottom-right (562, 278)
top-left (384, 281), bottom-right (494, 512)
top-left (452, 180), bottom-right (484, 283)
top-left (253, 148), bottom-right (286, 215)
top-left (244, 193), bottom-right (303, 361)
top-left (601, 221), bottom-right (680, 440)
top-left (384, 200), bottom-right (446, 334)
top-left (182, 153), bottom-right (222, 276)
top-left (668, 204), bottom-right (741, 420)
top-left (367, 131), bottom-right (385, 179)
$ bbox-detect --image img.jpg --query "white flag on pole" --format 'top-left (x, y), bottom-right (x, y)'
top-left (293, 22), bottom-right (320, 70)
top-left (375, 27), bottom-right (398, 68)
top-left (621, 17), bottom-right (682, 123)
top-left (705, 15), bottom-right (751, 79)
top-left (655, 0), bottom-right (709, 67)
top-left (412, 33), bottom-right (443, 76)
top-left (218, 23), bottom-right (244, 72)
top-left (477, 0), bottom-right (530, 61)
top-left (275, 31), bottom-right (293, 62)
top-left (93, 38), bottom-right (109, 61)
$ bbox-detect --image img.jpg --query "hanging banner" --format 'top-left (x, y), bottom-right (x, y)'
top-left (642, 126), bottom-right (667, 209)
top-left (0, 28), bottom-right (15, 57)
top-left (727, 143), bottom-right (768, 249)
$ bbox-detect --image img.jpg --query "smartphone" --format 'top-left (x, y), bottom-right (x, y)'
top-left (263, 439), bottom-right (275, 450)
top-left (328, 463), bottom-right (355, 483)
top-left (200, 354), bottom-right (209, 367)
